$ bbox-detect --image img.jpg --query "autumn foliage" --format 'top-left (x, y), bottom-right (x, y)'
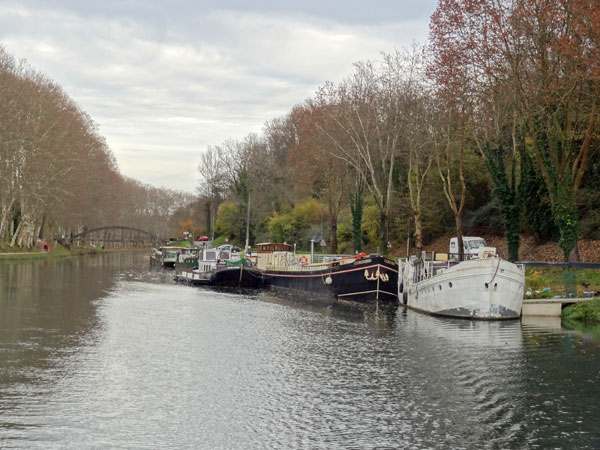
top-left (0, 46), bottom-right (192, 248)
top-left (429, 0), bottom-right (600, 260)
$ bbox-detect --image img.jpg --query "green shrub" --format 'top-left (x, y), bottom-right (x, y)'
top-left (215, 201), bottom-right (240, 238)
top-left (361, 204), bottom-right (380, 245)
top-left (562, 299), bottom-right (600, 323)
top-left (336, 222), bottom-right (352, 245)
top-left (212, 235), bottom-right (227, 246)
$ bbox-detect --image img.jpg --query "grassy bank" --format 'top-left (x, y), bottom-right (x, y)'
top-left (525, 267), bottom-right (600, 299)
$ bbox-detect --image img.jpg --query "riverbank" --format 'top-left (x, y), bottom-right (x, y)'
top-left (0, 245), bottom-right (149, 261)
top-left (562, 298), bottom-right (600, 323)
top-left (426, 233), bottom-right (600, 263)
top-left (525, 266), bottom-right (600, 298)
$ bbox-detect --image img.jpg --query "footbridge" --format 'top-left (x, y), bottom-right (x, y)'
top-left (57, 226), bottom-right (164, 249)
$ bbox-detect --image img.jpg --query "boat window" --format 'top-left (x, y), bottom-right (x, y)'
top-left (205, 251), bottom-right (216, 260)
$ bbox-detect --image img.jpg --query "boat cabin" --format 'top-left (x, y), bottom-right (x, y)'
top-left (160, 246), bottom-right (194, 267)
top-left (256, 243), bottom-right (293, 270)
top-left (188, 244), bottom-right (242, 273)
top-left (256, 243), bottom-right (292, 253)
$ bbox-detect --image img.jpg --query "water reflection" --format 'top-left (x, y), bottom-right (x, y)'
top-left (1, 256), bottom-right (116, 386)
top-left (257, 290), bottom-right (399, 329)
top-left (392, 312), bottom-right (527, 448)
top-left (1, 254), bottom-right (599, 448)
top-left (562, 318), bottom-right (600, 341)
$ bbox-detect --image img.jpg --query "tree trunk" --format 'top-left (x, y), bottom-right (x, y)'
top-left (350, 189), bottom-right (363, 253)
top-left (10, 220), bottom-right (23, 247)
top-left (506, 228), bottom-right (520, 261)
top-left (0, 198), bottom-right (16, 244)
top-left (378, 209), bottom-right (387, 255)
top-left (414, 210), bottom-right (423, 256)
top-left (11, 212), bottom-right (39, 249)
top-left (456, 215), bottom-right (464, 260)
top-left (568, 242), bottom-right (579, 263)
top-left (329, 215), bottom-right (338, 254)
top-left (38, 214), bottom-right (46, 240)
top-left (0, 211), bottom-right (8, 245)
top-left (553, 202), bottom-right (579, 262)
top-left (481, 144), bottom-right (521, 261)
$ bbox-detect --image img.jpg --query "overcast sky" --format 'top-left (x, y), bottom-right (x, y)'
top-left (0, 0), bottom-right (438, 192)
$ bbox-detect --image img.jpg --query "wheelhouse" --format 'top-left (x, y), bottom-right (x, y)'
top-left (256, 243), bottom-right (292, 253)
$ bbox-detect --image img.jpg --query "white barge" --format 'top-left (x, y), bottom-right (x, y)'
top-left (399, 246), bottom-right (525, 319)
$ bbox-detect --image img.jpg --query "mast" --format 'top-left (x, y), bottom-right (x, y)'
top-left (245, 193), bottom-right (251, 251)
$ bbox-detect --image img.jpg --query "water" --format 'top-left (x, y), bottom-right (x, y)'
top-left (1, 252), bottom-right (600, 449)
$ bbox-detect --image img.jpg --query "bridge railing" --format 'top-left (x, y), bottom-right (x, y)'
top-left (54, 226), bottom-right (164, 249)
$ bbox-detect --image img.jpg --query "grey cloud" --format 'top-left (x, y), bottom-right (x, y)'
top-left (14, 0), bottom-right (438, 24)
top-left (0, 0), bottom-right (437, 192)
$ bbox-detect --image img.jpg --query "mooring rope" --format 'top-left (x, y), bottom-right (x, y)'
top-left (487, 257), bottom-right (501, 285)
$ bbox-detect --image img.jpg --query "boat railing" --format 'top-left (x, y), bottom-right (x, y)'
top-left (448, 251), bottom-right (495, 262)
top-left (196, 261), bottom-right (217, 272)
top-left (411, 259), bottom-right (454, 283)
top-left (267, 263), bottom-right (330, 272)
top-left (310, 253), bottom-right (354, 264)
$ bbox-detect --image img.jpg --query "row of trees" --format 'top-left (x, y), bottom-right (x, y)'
top-left (196, 0), bottom-right (599, 261)
top-left (0, 46), bottom-right (193, 248)
top-left (429, 0), bottom-right (599, 261)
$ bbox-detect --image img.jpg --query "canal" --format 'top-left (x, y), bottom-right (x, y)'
top-left (1, 252), bottom-right (599, 449)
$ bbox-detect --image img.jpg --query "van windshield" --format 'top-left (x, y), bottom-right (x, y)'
top-left (468, 240), bottom-right (486, 249)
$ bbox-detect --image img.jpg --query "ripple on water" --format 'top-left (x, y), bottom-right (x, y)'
top-left (1, 254), bottom-right (600, 448)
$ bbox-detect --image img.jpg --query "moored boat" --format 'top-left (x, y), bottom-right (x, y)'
top-left (174, 244), bottom-right (260, 288)
top-left (208, 260), bottom-right (262, 288)
top-left (258, 243), bottom-right (399, 303)
top-left (399, 246), bottom-right (525, 319)
top-left (174, 247), bottom-right (201, 269)
top-left (150, 245), bottom-right (194, 268)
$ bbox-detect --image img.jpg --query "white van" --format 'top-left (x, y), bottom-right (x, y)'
top-left (449, 236), bottom-right (487, 259)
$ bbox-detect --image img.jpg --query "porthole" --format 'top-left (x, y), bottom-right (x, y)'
top-left (485, 282), bottom-right (489, 289)
top-left (438, 285), bottom-right (442, 291)
top-left (448, 282), bottom-right (453, 288)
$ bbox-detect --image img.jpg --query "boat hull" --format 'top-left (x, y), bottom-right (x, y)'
top-left (174, 268), bottom-right (211, 285)
top-left (263, 256), bottom-right (399, 304)
top-left (400, 258), bottom-right (525, 319)
top-left (209, 266), bottom-right (262, 288)
top-left (174, 266), bottom-right (262, 288)
top-left (149, 254), bottom-right (179, 269)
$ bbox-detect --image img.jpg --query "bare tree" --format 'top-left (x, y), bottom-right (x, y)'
top-left (313, 52), bottom-right (416, 252)
top-left (197, 147), bottom-right (226, 240)
top-left (434, 111), bottom-right (469, 259)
